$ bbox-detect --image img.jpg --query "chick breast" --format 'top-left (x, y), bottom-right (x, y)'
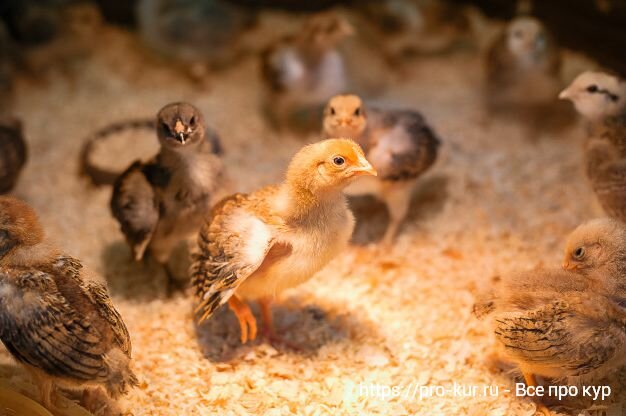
top-left (0, 256), bottom-right (136, 396)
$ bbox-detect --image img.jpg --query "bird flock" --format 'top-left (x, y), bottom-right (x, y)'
top-left (0, 4), bottom-right (625, 416)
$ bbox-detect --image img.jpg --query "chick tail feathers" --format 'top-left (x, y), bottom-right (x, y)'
top-left (103, 349), bottom-right (139, 399)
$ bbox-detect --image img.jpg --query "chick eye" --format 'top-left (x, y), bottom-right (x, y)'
top-left (189, 116), bottom-right (196, 127)
top-left (586, 85), bottom-right (599, 93)
top-left (573, 247), bottom-right (585, 259)
top-left (354, 107), bottom-right (361, 116)
top-left (160, 122), bottom-right (170, 133)
top-left (333, 156), bottom-right (345, 166)
top-left (330, 107), bottom-right (336, 116)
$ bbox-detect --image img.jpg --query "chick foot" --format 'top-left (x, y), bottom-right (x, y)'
top-left (523, 372), bottom-right (551, 416)
top-left (228, 296), bottom-right (257, 344)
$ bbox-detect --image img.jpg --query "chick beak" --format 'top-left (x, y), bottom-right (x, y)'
top-left (174, 119), bottom-right (187, 144)
top-left (562, 260), bottom-right (577, 270)
top-left (339, 118), bottom-right (351, 127)
top-left (350, 157), bottom-right (377, 177)
top-left (558, 88), bottom-right (571, 100)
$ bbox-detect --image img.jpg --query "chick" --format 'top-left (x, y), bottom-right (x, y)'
top-left (322, 94), bottom-right (440, 244)
top-left (137, 0), bottom-right (257, 84)
top-left (260, 12), bottom-right (354, 130)
top-left (111, 102), bottom-right (224, 292)
top-left (191, 139), bottom-right (376, 344)
top-left (485, 16), bottom-right (562, 114)
top-left (559, 71), bottom-right (626, 154)
top-left (0, 197), bottom-right (137, 413)
top-left (563, 219), bottom-right (626, 301)
top-left (474, 268), bottom-right (626, 415)
top-left (0, 117), bottom-right (27, 194)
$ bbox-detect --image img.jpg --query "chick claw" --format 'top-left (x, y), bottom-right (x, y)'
top-left (228, 296), bottom-right (257, 343)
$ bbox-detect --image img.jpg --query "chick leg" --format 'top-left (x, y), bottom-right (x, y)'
top-left (259, 297), bottom-right (275, 340)
top-left (522, 372), bottom-right (551, 416)
top-left (228, 295), bottom-right (257, 343)
top-left (30, 371), bottom-right (58, 412)
top-left (381, 181), bottom-right (414, 245)
top-left (150, 240), bottom-right (185, 296)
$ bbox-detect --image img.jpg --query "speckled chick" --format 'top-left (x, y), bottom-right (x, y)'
top-left (191, 139), bottom-right (376, 344)
top-left (0, 197), bottom-right (137, 413)
top-left (0, 118), bottom-right (27, 194)
top-left (323, 94), bottom-right (440, 244)
top-left (560, 71), bottom-right (626, 154)
top-left (111, 102), bottom-right (224, 290)
top-left (485, 16), bottom-right (561, 112)
top-left (260, 12), bottom-right (353, 130)
top-left (474, 267), bottom-right (626, 416)
top-left (563, 218), bottom-right (626, 302)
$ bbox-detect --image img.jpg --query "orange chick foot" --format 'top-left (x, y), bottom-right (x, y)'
top-left (228, 296), bottom-right (257, 343)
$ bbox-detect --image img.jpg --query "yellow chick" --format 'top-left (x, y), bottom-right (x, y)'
top-left (191, 139), bottom-right (376, 344)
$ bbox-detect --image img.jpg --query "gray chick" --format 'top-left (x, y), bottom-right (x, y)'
top-left (323, 94), bottom-right (440, 244)
top-left (110, 102), bottom-right (224, 292)
top-left (485, 16), bottom-right (562, 115)
top-left (0, 117), bottom-right (27, 194)
top-left (260, 12), bottom-right (354, 131)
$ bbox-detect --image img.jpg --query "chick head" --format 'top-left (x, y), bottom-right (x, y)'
top-left (286, 138), bottom-right (376, 194)
top-left (559, 71), bottom-right (626, 121)
top-left (563, 218), bottom-right (626, 275)
top-left (0, 197), bottom-right (44, 261)
top-left (506, 17), bottom-right (549, 62)
top-left (323, 95), bottom-right (367, 140)
top-left (303, 13), bottom-right (354, 47)
top-left (156, 102), bottom-right (206, 148)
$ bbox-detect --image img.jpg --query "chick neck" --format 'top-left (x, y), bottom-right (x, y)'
top-left (280, 174), bottom-right (345, 224)
top-left (158, 131), bottom-right (211, 165)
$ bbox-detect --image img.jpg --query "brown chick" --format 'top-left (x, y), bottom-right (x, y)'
top-left (0, 117), bottom-right (27, 194)
top-left (485, 16), bottom-right (562, 114)
top-left (474, 268), bottom-right (626, 416)
top-left (563, 218), bottom-right (626, 302)
top-left (260, 12), bottom-right (354, 131)
top-left (559, 71), bottom-right (626, 154)
top-left (191, 139), bottom-right (376, 344)
top-left (323, 94), bottom-right (440, 244)
top-left (0, 197), bottom-right (137, 414)
top-left (111, 102), bottom-right (224, 292)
